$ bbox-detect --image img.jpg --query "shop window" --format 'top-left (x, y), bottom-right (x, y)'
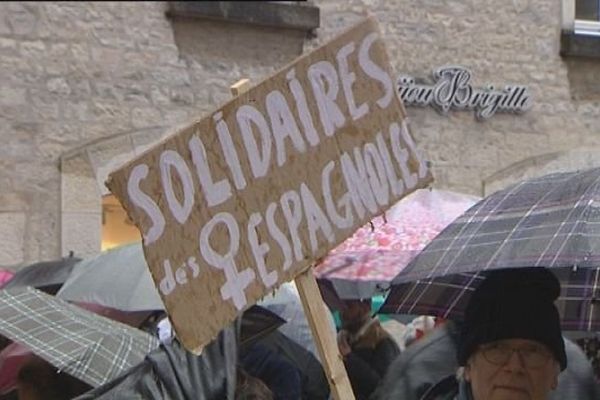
top-left (561, 0), bottom-right (600, 58)
top-left (101, 194), bottom-right (141, 251)
top-left (576, 0), bottom-right (600, 22)
top-left (166, 1), bottom-right (320, 32)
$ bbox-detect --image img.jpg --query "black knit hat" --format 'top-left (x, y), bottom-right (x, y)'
top-left (457, 267), bottom-right (567, 370)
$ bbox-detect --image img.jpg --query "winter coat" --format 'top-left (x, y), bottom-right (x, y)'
top-left (344, 318), bottom-right (401, 400)
top-left (371, 321), bottom-right (600, 400)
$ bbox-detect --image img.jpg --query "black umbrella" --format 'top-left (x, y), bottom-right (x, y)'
top-left (3, 254), bottom-right (80, 294)
top-left (381, 167), bottom-right (600, 331)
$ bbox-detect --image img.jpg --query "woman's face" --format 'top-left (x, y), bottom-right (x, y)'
top-left (464, 338), bottom-right (560, 400)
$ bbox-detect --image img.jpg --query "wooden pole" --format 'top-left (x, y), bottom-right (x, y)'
top-left (229, 79), bottom-right (356, 400)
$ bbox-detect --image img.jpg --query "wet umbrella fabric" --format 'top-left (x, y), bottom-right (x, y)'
top-left (314, 188), bottom-right (479, 300)
top-left (0, 287), bottom-right (159, 388)
top-left (57, 243), bottom-right (164, 312)
top-left (0, 302), bottom-right (152, 394)
top-left (3, 256), bottom-right (80, 294)
top-left (73, 325), bottom-right (239, 400)
top-left (381, 168), bottom-right (600, 331)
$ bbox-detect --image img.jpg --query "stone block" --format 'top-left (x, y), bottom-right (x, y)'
top-left (46, 77), bottom-right (71, 96)
top-left (131, 106), bottom-right (164, 129)
top-left (0, 193), bottom-right (27, 212)
top-left (0, 212), bottom-right (25, 267)
top-left (61, 211), bottom-right (102, 259)
top-left (61, 153), bottom-right (100, 212)
top-left (7, 3), bottom-right (37, 36)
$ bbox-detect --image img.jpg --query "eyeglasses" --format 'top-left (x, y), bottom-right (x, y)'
top-left (479, 342), bottom-right (553, 369)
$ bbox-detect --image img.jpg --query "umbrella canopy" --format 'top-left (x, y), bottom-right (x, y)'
top-left (381, 167), bottom-right (600, 331)
top-left (0, 269), bottom-right (14, 288)
top-left (0, 287), bottom-right (159, 388)
top-left (314, 188), bottom-right (479, 299)
top-left (240, 305), bottom-right (286, 348)
top-left (0, 303), bottom-right (153, 394)
top-left (3, 256), bottom-right (81, 294)
top-left (57, 243), bottom-right (164, 312)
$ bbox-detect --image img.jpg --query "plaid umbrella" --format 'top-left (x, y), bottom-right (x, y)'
top-left (381, 167), bottom-right (600, 331)
top-left (314, 188), bottom-right (479, 299)
top-left (0, 286), bottom-right (159, 388)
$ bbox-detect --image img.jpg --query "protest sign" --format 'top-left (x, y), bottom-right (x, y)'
top-left (107, 16), bottom-right (432, 353)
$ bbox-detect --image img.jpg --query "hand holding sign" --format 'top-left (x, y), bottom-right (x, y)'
top-left (106, 16), bottom-right (432, 354)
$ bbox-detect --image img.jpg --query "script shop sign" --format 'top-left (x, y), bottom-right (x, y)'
top-left (107, 17), bottom-right (432, 352)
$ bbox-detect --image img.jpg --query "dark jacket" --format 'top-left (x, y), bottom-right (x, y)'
top-left (240, 342), bottom-right (302, 400)
top-left (256, 330), bottom-right (330, 400)
top-left (372, 322), bottom-right (600, 400)
top-left (344, 319), bottom-right (401, 400)
top-left (73, 324), bottom-right (238, 400)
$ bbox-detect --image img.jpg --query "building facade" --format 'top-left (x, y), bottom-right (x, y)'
top-left (0, 1), bottom-right (598, 268)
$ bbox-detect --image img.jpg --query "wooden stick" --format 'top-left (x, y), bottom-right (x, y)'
top-left (295, 269), bottom-right (356, 400)
top-left (229, 78), bottom-right (356, 400)
top-left (230, 78), bottom-right (251, 97)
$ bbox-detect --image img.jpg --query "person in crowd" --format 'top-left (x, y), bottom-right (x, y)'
top-left (337, 298), bottom-right (400, 400)
top-left (576, 336), bottom-right (600, 381)
top-left (372, 318), bottom-right (600, 400)
top-left (240, 342), bottom-right (303, 400)
top-left (412, 267), bottom-right (599, 400)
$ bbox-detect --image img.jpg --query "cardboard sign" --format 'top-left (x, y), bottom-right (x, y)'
top-left (107, 17), bottom-right (432, 353)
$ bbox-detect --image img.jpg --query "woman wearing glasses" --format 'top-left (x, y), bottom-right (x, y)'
top-left (420, 267), bottom-right (568, 400)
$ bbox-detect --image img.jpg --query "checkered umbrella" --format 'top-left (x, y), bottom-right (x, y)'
top-left (0, 286), bottom-right (159, 388)
top-left (380, 167), bottom-right (600, 331)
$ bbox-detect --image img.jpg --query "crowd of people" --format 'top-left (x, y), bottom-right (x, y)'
top-left (2, 267), bottom-right (600, 399)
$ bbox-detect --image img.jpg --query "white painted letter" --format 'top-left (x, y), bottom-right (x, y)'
top-left (247, 212), bottom-right (278, 288)
top-left (159, 150), bottom-right (195, 225)
top-left (307, 61), bottom-right (346, 137)
top-left (364, 143), bottom-right (390, 207)
top-left (376, 132), bottom-right (404, 197)
top-left (214, 111), bottom-right (247, 190)
top-left (322, 161), bottom-right (354, 229)
top-left (266, 90), bottom-right (307, 167)
top-left (199, 212), bottom-right (256, 310)
top-left (358, 32), bottom-right (393, 109)
top-left (286, 68), bottom-right (320, 146)
top-left (390, 122), bottom-right (417, 190)
top-left (280, 190), bottom-right (305, 262)
top-left (400, 120), bottom-right (428, 179)
top-left (189, 134), bottom-right (232, 207)
top-left (340, 149), bottom-right (379, 219)
top-left (159, 259), bottom-right (176, 296)
top-left (300, 183), bottom-right (335, 255)
top-left (337, 42), bottom-right (369, 121)
top-left (128, 164), bottom-right (165, 245)
top-left (236, 105), bottom-right (273, 179)
top-left (265, 202), bottom-right (293, 271)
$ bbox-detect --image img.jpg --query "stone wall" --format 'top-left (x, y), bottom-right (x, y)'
top-left (0, 2), bottom-right (308, 267)
top-left (314, 0), bottom-right (600, 196)
top-left (0, 1), bottom-right (598, 267)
